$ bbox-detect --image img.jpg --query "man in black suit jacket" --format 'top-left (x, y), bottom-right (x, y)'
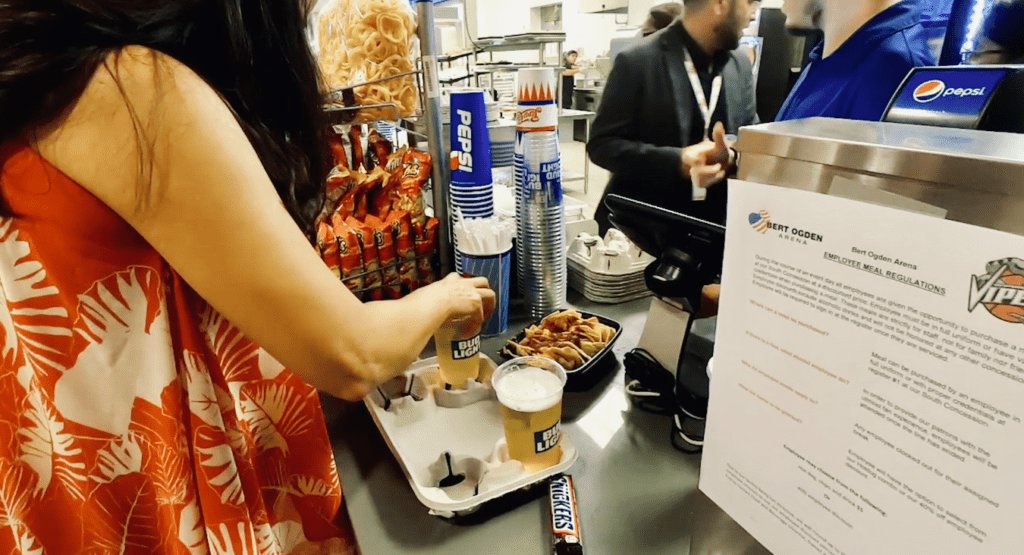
top-left (589, 0), bottom-right (760, 233)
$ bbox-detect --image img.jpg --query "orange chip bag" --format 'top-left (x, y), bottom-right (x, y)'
top-left (316, 221), bottom-right (341, 279)
top-left (365, 215), bottom-right (401, 299)
top-left (386, 145), bottom-right (409, 173)
top-left (347, 216), bottom-right (383, 301)
top-left (350, 125), bottom-right (365, 171)
top-left (355, 166), bottom-right (388, 221)
top-left (332, 213), bottom-right (365, 293)
top-left (367, 128), bottom-right (394, 170)
top-left (325, 166), bottom-right (356, 213)
top-left (327, 128), bottom-right (350, 169)
top-left (386, 209), bottom-right (419, 292)
top-left (394, 148), bottom-right (430, 227)
top-left (413, 217), bottom-right (439, 287)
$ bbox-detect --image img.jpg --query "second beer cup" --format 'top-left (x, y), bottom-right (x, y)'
top-left (434, 321), bottom-right (481, 389)
top-left (491, 356), bottom-right (568, 472)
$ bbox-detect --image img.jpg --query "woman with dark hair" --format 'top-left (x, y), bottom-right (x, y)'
top-left (0, 1), bottom-right (493, 552)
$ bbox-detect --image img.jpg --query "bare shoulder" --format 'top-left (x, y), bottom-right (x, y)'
top-left (32, 46), bottom-right (244, 215)
top-left (37, 46), bottom-right (225, 146)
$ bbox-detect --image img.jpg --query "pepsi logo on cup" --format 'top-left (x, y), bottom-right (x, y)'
top-left (454, 109), bottom-right (474, 172)
top-left (449, 89), bottom-right (493, 187)
top-left (913, 80), bottom-right (945, 103)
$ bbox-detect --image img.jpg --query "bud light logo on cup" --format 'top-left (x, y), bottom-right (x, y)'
top-left (451, 335), bottom-right (480, 360)
top-left (534, 421), bottom-right (560, 454)
top-left (912, 80), bottom-right (945, 103)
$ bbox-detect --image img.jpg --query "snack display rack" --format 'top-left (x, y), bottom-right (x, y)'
top-left (319, 0), bottom-right (454, 275)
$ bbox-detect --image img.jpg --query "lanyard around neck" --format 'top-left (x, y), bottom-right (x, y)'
top-left (683, 49), bottom-right (723, 141)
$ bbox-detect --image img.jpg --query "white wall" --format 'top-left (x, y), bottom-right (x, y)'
top-left (471, 0), bottom-right (627, 59)
top-left (473, 0), bottom-right (530, 37)
top-left (562, 0), bottom-right (624, 58)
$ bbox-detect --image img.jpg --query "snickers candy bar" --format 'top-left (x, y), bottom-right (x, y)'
top-left (549, 474), bottom-right (583, 555)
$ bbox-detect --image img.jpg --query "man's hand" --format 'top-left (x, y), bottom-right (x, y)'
top-left (680, 122), bottom-right (734, 190)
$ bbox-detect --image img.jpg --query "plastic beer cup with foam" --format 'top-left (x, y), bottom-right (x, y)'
top-left (491, 356), bottom-right (567, 471)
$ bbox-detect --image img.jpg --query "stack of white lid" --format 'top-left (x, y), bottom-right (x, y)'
top-left (567, 230), bottom-right (654, 304)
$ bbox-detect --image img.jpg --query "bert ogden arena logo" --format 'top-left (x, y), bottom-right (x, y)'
top-left (913, 79), bottom-right (987, 103)
top-left (968, 258), bottom-right (1024, 324)
top-left (748, 210), bottom-right (824, 245)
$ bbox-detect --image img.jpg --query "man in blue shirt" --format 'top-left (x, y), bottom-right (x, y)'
top-left (775, 0), bottom-right (935, 121)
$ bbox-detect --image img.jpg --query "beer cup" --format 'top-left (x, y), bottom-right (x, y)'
top-left (491, 356), bottom-right (567, 472)
top-left (434, 321), bottom-right (481, 389)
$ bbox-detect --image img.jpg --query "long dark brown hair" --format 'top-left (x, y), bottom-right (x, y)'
top-left (0, 0), bottom-right (329, 235)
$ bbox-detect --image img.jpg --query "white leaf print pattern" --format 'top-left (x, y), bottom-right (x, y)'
top-left (18, 388), bottom-right (86, 499)
top-left (152, 442), bottom-right (190, 506)
top-left (177, 497), bottom-right (209, 555)
top-left (238, 383), bottom-right (314, 456)
top-left (0, 219), bottom-right (70, 383)
top-left (56, 266), bottom-right (175, 437)
top-left (0, 461), bottom-right (43, 555)
top-left (195, 425), bottom-right (244, 506)
top-left (253, 521), bottom-right (280, 555)
top-left (291, 475), bottom-right (336, 497)
top-left (90, 435), bottom-right (143, 484)
top-left (207, 522), bottom-right (260, 555)
top-left (201, 309), bottom-right (260, 384)
top-left (88, 477), bottom-right (160, 553)
top-left (183, 351), bottom-right (224, 428)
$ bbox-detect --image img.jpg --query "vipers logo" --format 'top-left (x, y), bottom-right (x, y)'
top-left (913, 80), bottom-right (946, 103)
top-left (968, 258), bottom-right (1024, 324)
top-left (748, 210), bottom-right (771, 233)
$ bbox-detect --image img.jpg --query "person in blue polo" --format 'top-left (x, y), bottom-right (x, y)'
top-left (775, 0), bottom-right (935, 121)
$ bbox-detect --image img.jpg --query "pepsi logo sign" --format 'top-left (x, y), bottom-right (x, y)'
top-left (913, 80), bottom-right (945, 103)
top-left (913, 79), bottom-right (988, 104)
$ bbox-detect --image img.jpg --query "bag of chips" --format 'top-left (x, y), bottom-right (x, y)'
top-left (386, 209), bottom-right (419, 292)
top-left (393, 148), bottom-right (430, 227)
top-left (347, 216), bottom-right (384, 301)
top-left (316, 221), bottom-right (342, 279)
top-left (332, 213), bottom-right (365, 293)
top-left (413, 217), bottom-right (439, 287)
top-left (365, 215), bottom-right (401, 299)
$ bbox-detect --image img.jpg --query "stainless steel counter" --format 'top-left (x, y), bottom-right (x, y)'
top-left (325, 294), bottom-right (770, 554)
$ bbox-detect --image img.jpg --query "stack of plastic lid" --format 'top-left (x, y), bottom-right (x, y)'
top-left (449, 88), bottom-right (495, 272)
top-left (515, 68), bottom-right (566, 319)
top-left (567, 230), bottom-right (654, 304)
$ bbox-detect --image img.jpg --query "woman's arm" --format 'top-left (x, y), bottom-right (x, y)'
top-left (34, 47), bottom-right (492, 401)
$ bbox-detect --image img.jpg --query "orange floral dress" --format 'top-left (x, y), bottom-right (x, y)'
top-left (0, 142), bottom-right (356, 554)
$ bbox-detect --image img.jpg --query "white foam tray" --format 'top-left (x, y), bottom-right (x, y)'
top-left (364, 355), bottom-right (578, 518)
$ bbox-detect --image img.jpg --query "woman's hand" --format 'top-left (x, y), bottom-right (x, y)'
top-left (433, 273), bottom-right (496, 337)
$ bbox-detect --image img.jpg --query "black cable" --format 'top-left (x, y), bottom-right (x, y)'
top-left (623, 348), bottom-right (676, 415)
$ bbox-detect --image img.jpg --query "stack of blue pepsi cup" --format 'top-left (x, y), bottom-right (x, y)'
top-left (449, 88), bottom-right (495, 272)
